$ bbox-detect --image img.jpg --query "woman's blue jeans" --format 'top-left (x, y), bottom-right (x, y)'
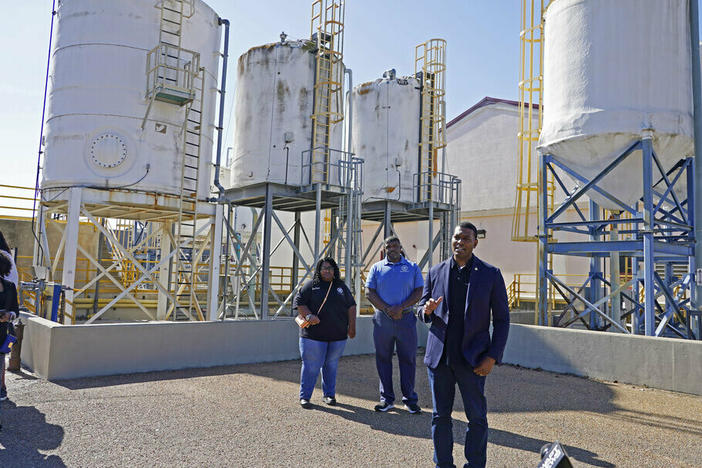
top-left (299, 337), bottom-right (347, 400)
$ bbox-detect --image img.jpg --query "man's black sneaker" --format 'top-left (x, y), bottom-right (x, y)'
top-left (300, 399), bottom-right (312, 409)
top-left (374, 401), bottom-right (394, 412)
top-left (404, 402), bottom-right (422, 414)
top-left (322, 396), bottom-right (337, 406)
top-left (0, 386), bottom-right (7, 402)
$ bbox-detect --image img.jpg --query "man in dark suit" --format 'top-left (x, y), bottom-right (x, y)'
top-left (419, 221), bottom-right (510, 468)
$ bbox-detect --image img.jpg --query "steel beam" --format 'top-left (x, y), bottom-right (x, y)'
top-left (642, 134), bottom-right (655, 336)
top-left (691, 0), bottom-right (702, 340)
top-left (260, 186), bottom-right (273, 319)
top-left (61, 187), bottom-right (82, 324)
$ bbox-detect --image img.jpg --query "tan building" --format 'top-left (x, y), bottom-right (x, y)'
top-left (446, 96), bottom-right (588, 307)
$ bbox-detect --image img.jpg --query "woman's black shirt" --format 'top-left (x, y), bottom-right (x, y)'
top-left (294, 279), bottom-right (355, 342)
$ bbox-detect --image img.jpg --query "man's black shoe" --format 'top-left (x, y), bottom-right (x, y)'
top-left (404, 402), bottom-right (422, 414)
top-left (322, 396), bottom-right (337, 406)
top-left (374, 401), bottom-right (394, 412)
top-left (300, 399), bottom-right (312, 409)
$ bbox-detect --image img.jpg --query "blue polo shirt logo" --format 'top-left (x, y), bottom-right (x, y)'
top-left (337, 287), bottom-right (344, 295)
top-left (400, 265), bottom-right (409, 272)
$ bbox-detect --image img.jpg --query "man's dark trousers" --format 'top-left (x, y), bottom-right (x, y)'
top-left (373, 311), bottom-right (418, 405)
top-left (428, 360), bottom-right (487, 468)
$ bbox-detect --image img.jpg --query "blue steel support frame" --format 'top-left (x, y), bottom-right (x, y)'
top-left (539, 136), bottom-right (697, 339)
top-left (642, 135), bottom-right (655, 335)
top-left (588, 199), bottom-right (602, 330)
top-left (538, 152), bottom-right (550, 326)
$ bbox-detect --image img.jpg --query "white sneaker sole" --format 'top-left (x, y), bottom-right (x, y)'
top-left (375, 404), bottom-right (394, 412)
top-left (404, 404), bottom-right (421, 414)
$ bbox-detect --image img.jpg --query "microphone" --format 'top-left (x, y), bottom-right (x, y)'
top-left (537, 441), bottom-right (574, 468)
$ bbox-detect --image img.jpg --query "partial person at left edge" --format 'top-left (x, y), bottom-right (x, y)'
top-left (294, 257), bottom-right (356, 409)
top-left (0, 253), bottom-right (19, 405)
top-left (0, 231), bottom-right (18, 288)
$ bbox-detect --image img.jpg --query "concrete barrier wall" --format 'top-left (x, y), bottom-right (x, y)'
top-left (20, 314), bottom-right (701, 395)
top-left (20, 313), bottom-right (428, 381)
top-left (502, 325), bottom-right (702, 396)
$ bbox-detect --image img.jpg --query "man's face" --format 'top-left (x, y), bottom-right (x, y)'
top-left (452, 226), bottom-right (478, 261)
top-left (384, 240), bottom-right (402, 263)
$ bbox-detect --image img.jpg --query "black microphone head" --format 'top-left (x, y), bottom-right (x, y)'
top-left (540, 443), bottom-right (553, 459)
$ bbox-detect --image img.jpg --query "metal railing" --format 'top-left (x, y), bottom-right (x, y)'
top-left (508, 273), bottom-right (590, 310)
top-left (0, 184), bottom-right (38, 218)
top-left (145, 43), bottom-right (200, 104)
top-left (413, 171), bottom-right (460, 205)
top-left (299, 146), bottom-right (362, 189)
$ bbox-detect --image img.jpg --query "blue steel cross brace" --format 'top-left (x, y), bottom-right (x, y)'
top-left (538, 136), bottom-right (697, 339)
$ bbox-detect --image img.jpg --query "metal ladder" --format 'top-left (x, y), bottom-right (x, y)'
top-left (159, 0), bottom-right (193, 49)
top-left (415, 39), bottom-right (447, 202)
top-left (310, 0), bottom-right (345, 184)
top-left (169, 67), bottom-right (206, 321)
top-left (151, 1), bottom-right (204, 320)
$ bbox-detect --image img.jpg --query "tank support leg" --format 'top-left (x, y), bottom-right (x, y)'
top-left (642, 135), bottom-right (655, 336)
top-left (61, 187), bottom-right (82, 324)
top-left (261, 186), bottom-right (273, 319)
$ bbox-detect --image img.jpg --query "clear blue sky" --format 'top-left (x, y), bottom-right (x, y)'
top-left (0, 1), bottom-right (523, 189)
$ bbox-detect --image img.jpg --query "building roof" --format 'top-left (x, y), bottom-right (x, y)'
top-left (447, 96), bottom-right (539, 128)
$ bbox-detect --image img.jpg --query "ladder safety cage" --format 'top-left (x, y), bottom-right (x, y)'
top-left (146, 44), bottom-right (200, 106)
top-left (309, 0), bottom-right (346, 184)
top-left (415, 39), bottom-right (447, 203)
top-left (512, 0), bottom-right (553, 242)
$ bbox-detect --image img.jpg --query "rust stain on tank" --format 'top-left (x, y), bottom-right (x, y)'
top-left (277, 80), bottom-right (290, 114)
top-left (357, 82), bottom-right (374, 95)
top-left (298, 88), bottom-right (309, 111)
top-left (237, 55), bottom-right (246, 76)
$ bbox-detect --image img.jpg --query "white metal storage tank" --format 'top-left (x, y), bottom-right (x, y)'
top-left (539, 0), bottom-right (693, 209)
top-left (229, 39), bottom-right (343, 188)
top-left (42, 0), bottom-right (221, 202)
top-left (351, 75), bottom-right (421, 204)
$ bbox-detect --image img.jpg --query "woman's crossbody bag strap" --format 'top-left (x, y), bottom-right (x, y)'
top-left (316, 281), bottom-right (333, 317)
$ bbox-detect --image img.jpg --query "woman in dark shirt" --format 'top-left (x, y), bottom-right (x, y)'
top-left (294, 257), bottom-right (356, 409)
top-left (0, 254), bottom-right (18, 402)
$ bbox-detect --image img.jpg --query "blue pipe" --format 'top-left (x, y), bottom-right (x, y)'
top-left (213, 17), bottom-right (230, 198)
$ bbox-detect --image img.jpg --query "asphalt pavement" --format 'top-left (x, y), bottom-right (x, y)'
top-left (0, 353), bottom-right (700, 467)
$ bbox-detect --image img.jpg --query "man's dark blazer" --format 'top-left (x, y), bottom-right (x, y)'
top-left (419, 255), bottom-right (510, 369)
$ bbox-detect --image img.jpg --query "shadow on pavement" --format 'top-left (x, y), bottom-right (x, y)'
top-left (489, 427), bottom-right (615, 468)
top-left (55, 364), bottom-right (248, 391)
top-left (313, 401), bottom-right (432, 439)
top-left (0, 400), bottom-right (65, 467)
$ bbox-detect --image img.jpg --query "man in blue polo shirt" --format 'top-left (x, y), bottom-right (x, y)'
top-left (366, 236), bottom-right (424, 413)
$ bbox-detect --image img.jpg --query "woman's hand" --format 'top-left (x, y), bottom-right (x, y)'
top-left (307, 314), bottom-right (321, 326)
top-left (347, 324), bottom-right (356, 339)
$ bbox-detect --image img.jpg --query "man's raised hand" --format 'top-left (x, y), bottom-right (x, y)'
top-left (423, 296), bottom-right (444, 315)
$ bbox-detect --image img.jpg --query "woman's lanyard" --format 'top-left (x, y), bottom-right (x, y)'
top-left (316, 281), bottom-right (333, 317)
